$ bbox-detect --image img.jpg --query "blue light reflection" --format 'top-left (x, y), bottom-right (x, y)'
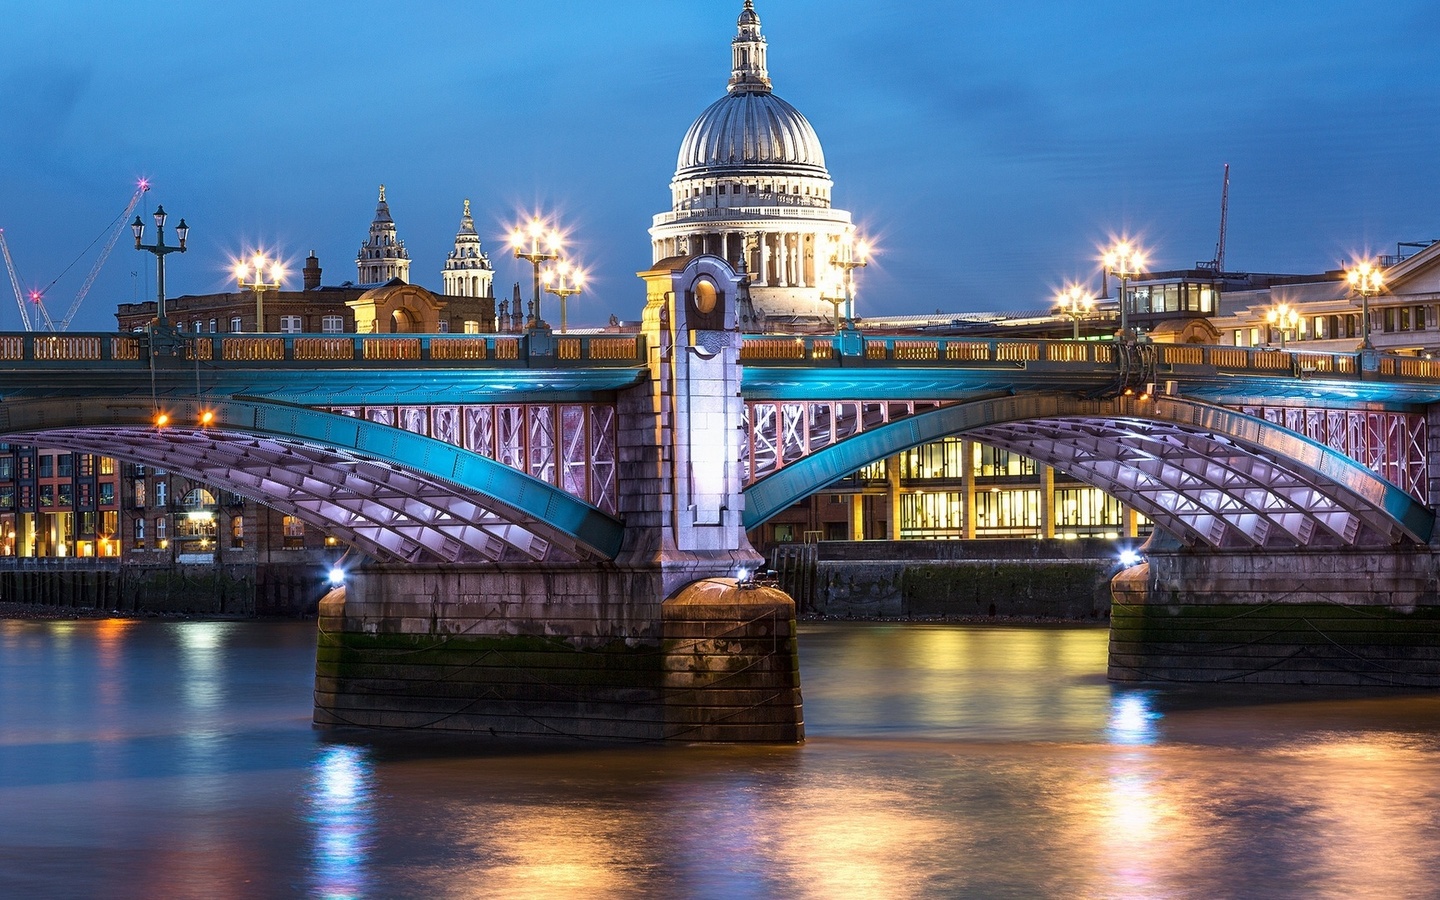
top-left (306, 744), bottom-right (374, 899)
top-left (1107, 691), bottom-right (1162, 745)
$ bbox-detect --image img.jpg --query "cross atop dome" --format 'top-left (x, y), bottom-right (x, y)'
top-left (729, 0), bottom-right (771, 94)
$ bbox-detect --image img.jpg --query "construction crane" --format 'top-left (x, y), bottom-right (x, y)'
top-left (1, 179), bottom-right (151, 332)
top-left (0, 228), bottom-right (36, 331)
top-left (1196, 163), bottom-right (1230, 273)
top-left (55, 181), bottom-right (150, 331)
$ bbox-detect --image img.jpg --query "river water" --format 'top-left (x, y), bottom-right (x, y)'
top-left (4, 619), bottom-right (1440, 899)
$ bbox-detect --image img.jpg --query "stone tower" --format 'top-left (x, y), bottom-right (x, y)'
top-left (355, 184), bottom-right (411, 285)
top-left (441, 199), bottom-right (494, 299)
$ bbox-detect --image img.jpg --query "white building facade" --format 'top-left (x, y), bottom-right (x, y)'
top-left (1207, 240), bottom-right (1440, 356)
top-left (650, 1), bottom-right (857, 325)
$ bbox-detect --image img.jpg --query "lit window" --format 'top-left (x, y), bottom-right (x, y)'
top-left (280, 315), bottom-right (303, 333)
top-left (230, 317), bottom-right (242, 332)
top-left (463, 320), bottom-right (481, 334)
top-left (283, 514), bottom-right (305, 549)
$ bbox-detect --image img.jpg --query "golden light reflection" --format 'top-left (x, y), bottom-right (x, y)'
top-left (452, 798), bottom-right (642, 897)
top-left (761, 782), bottom-right (946, 899)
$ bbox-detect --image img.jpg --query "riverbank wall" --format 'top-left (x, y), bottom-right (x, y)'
top-left (0, 560), bottom-right (327, 617)
top-left (772, 539), bottom-right (1121, 620)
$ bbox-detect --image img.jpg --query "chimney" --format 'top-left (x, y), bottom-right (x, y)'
top-left (303, 251), bottom-right (322, 290)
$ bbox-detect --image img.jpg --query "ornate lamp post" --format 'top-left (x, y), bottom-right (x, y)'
top-left (541, 260), bottom-right (585, 334)
top-left (132, 206), bottom-right (188, 326)
top-left (820, 273), bottom-right (847, 334)
top-left (1265, 302), bottom-right (1300, 349)
top-left (1055, 284), bottom-right (1095, 340)
top-left (1103, 240), bottom-right (1145, 337)
top-left (234, 253), bottom-right (284, 333)
top-left (1346, 260), bottom-right (1384, 351)
top-left (830, 237), bottom-right (870, 330)
top-left (510, 217), bottom-right (562, 330)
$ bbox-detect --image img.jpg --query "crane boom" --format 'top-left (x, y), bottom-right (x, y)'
top-left (1196, 164), bottom-right (1231, 272)
top-left (1213, 162), bottom-right (1230, 273)
top-left (0, 229), bottom-right (35, 331)
top-left (57, 182), bottom-right (150, 331)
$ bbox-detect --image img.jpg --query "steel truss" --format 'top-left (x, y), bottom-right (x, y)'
top-left (974, 417), bottom-right (1403, 548)
top-left (19, 427), bottom-right (589, 564)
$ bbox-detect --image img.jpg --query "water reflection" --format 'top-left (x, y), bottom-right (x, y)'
top-left (1107, 691), bottom-right (1162, 745)
top-left (307, 744), bottom-right (374, 899)
top-left (8, 619), bottom-right (1440, 897)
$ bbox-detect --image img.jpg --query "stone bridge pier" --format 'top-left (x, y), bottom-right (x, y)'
top-left (313, 255), bottom-right (804, 742)
top-left (1110, 530), bottom-right (1440, 686)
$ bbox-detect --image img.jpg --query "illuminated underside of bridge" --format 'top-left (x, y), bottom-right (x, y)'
top-left (0, 397), bottom-right (625, 565)
top-left (743, 395), bottom-right (1434, 549)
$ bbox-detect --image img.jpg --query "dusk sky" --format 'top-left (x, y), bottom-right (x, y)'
top-left (5, 1), bottom-right (1439, 332)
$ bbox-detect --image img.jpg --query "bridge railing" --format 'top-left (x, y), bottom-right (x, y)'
top-left (739, 335), bottom-right (1396, 382)
top-left (0, 332), bottom-right (649, 368)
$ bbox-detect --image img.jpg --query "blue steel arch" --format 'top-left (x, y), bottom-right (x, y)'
top-left (743, 394), bottom-right (1434, 548)
top-left (0, 396), bottom-right (624, 563)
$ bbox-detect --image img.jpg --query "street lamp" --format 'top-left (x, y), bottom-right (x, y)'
top-left (830, 236), bottom-right (870, 329)
top-left (1103, 240), bottom-right (1146, 337)
top-left (1055, 284), bottom-right (1095, 340)
top-left (132, 205), bottom-right (188, 326)
top-left (510, 217), bottom-right (562, 330)
top-left (820, 272), bottom-right (847, 334)
top-left (1346, 260), bottom-right (1384, 351)
top-left (1265, 302), bottom-right (1300, 349)
top-left (541, 260), bottom-right (585, 334)
top-left (235, 253), bottom-right (284, 333)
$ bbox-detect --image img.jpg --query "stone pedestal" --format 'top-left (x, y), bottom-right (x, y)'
top-left (662, 578), bottom-right (803, 742)
top-left (1109, 544), bottom-right (1440, 686)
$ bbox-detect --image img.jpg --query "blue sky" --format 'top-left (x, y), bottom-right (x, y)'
top-left (3, 1), bottom-right (1438, 331)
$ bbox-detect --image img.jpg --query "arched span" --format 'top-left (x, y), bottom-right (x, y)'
top-left (743, 394), bottom-right (1435, 549)
top-left (0, 396), bottom-right (624, 563)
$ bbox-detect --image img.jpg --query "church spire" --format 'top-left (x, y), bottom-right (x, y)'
top-left (728, 0), bottom-right (771, 94)
top-left (442, 198), bottom-right (493, 299)
top-left (356, 184), bottom-right (410, 284)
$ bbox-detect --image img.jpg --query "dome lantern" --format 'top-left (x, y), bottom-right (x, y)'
top-left (729, 0), bottom-right (771, 94)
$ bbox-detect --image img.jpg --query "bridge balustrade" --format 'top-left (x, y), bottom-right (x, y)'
top-left (111, 337), bottom-right (140, 361)
top-left (736, 335), bottom-right (1393, 385)
top-left (220, 337), bottom-right (285, 361)
top-left (1383, 356), bottom-right (1440, 379)
top-left (31, 336), bottom-right (102, 361)
top-left (0, 331), bottom-right (648, 368)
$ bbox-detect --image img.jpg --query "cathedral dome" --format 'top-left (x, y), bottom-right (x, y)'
top-left (675, 91), bottom-right (828, 181)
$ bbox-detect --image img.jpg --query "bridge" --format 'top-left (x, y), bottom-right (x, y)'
top-left (4, 254), bottom-right (1440, 738)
